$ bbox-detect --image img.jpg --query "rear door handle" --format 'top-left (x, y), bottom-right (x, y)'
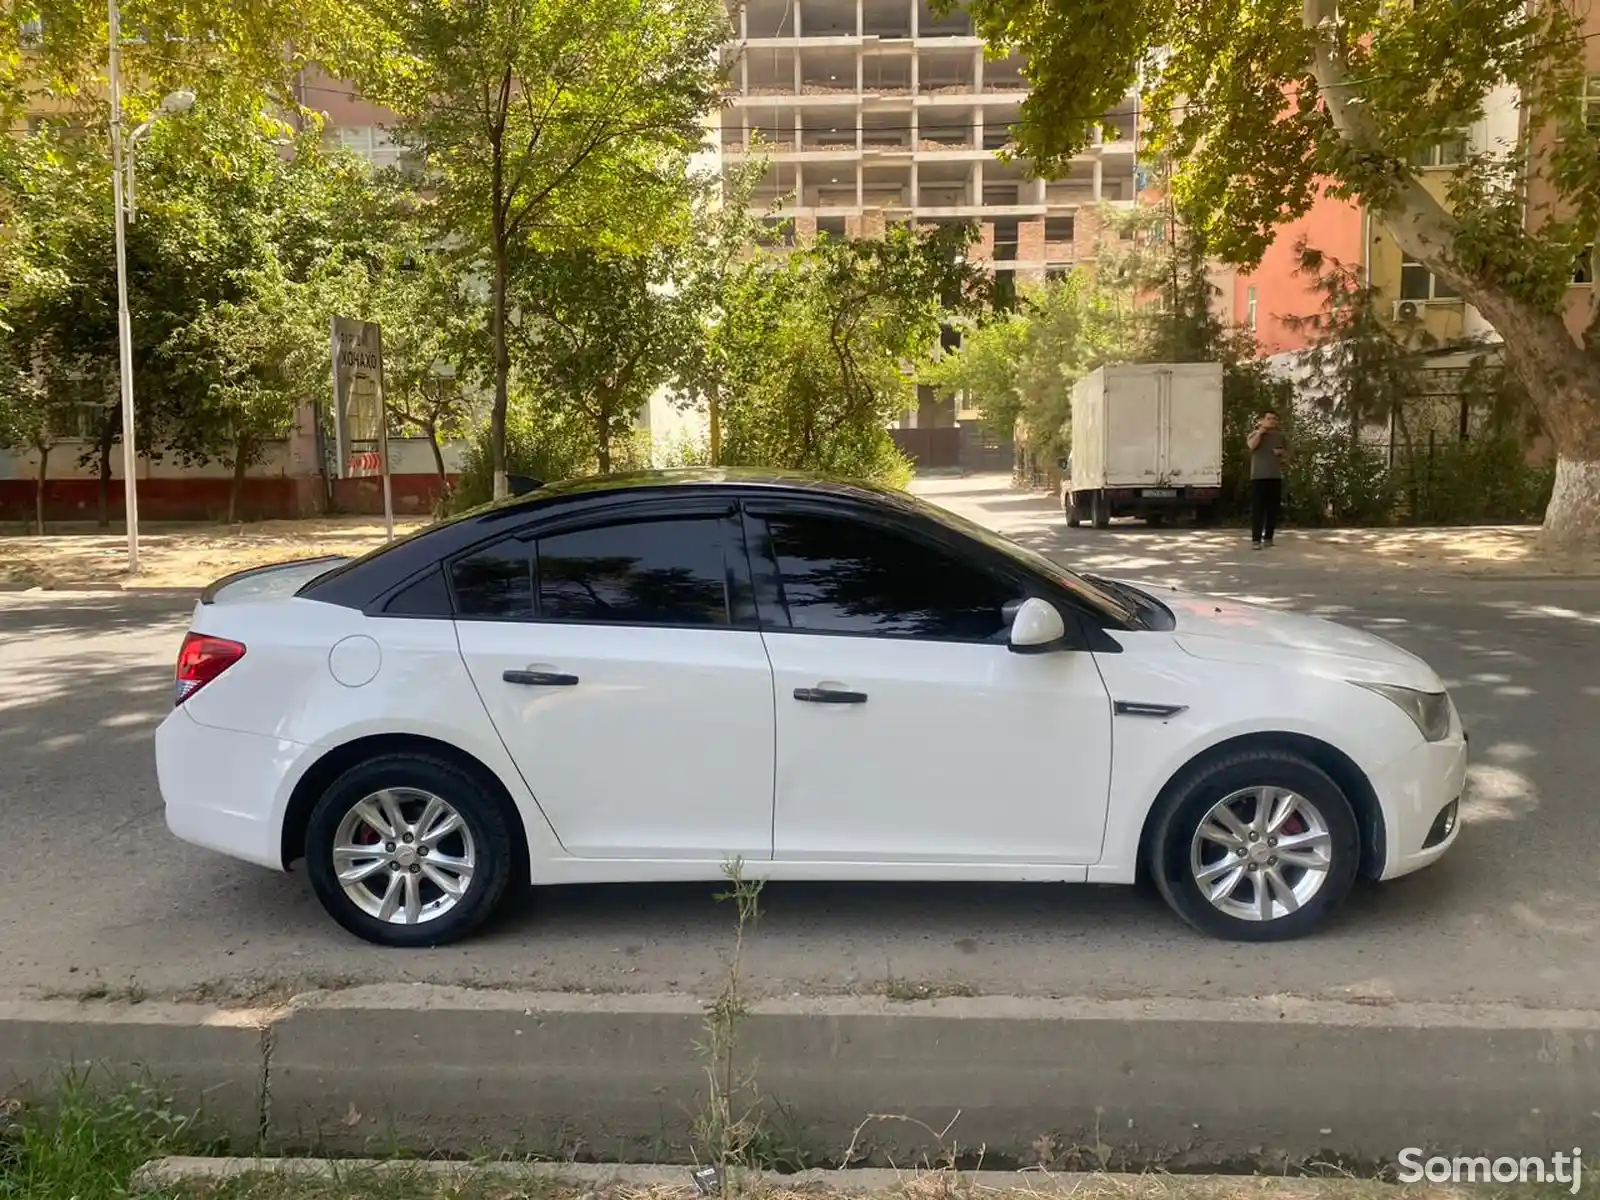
top-left (503, 669), bottom-right (579, 687)
top-left (794, 686), bottom-right (867, 704)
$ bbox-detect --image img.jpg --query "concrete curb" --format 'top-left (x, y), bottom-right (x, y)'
top-left (7, 987), bottom-right (1600, 1169)
top-left (129, 1156), bottom-right (1375, 1194)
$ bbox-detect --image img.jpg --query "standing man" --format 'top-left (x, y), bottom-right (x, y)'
top-left (1246, 409), bottom-right (1289, 549)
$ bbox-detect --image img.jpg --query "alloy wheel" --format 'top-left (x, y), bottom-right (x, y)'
top-left (1188, 786), bottom-right (1334, 922)
top-left (331, 787), bottom-right (477, 925)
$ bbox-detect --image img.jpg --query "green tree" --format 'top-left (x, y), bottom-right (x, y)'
top-left (959, 0), bottom-right (1600, 548)
top-left (688, 223), bottom-right (990, 484)
top-left (1281, 243), bottom-right (1429, 447)
top-left (136, 104), bottom-right (404, 509)
top-left (509, 246), bottom-right (694, 472)
top-left (924, 268), bottom-right (1127, 464)
top-left (352, 0), bottom-right (729, 501)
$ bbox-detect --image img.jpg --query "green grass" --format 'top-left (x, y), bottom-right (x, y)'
top-left (0, 1080), bottom-right (201, 1200)
top-left (4, 1082), bottom-right (1599, 1200)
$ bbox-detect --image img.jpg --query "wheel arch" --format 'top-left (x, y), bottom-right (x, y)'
top-left (1135, 731), bottom-right (1387, 882)
top-left (280, 733), bottom-right (531, 881)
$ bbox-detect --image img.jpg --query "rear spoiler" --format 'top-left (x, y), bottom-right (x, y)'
top-left (199, 555), bottom-right (351, 605)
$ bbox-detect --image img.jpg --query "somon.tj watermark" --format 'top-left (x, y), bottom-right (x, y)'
top-left (1397, 1147), bottom-right (1584, 1194)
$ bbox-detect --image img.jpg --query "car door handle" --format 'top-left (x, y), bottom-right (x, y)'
top-left (503, 669), bottom-right (579, 687)
top-left (794, 686), bottom-right (867, 704)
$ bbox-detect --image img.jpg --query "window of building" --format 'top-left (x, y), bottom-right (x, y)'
top-left (1410, 133), bottom-right (1468, 169)
top-left (816, 215), bottom-right (847, 237)
top-left (20, 17), bottom-right (42, 47)
top-left (1399, 260), bottom-right (1461, 302)
top-left (1044, 216), bottom-right (1075, 243)
top-left (758, 513), bottom-right (1014, 641)
top-left (1246, 285), bottom-right (1258, 331)
top-left (536, 518), bottom-right (729, 626)
top-left (1574, 246), bottom-right (1594, 285)
top-left (1584, 76), bottom-right (1600, 135)
top-left (334, 125), bottom-right (406, 170)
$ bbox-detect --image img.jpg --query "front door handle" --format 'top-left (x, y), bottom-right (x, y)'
top-left (503, 669), bottom-right (579, 687)
top-left (794, 686), bottom-right (867, 704)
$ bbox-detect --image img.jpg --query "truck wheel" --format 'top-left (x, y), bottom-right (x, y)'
top-left (1092, 492), bottom-right (1110, 529)
top-left (1146, 512), bottom-right (1166, 528)
top-left (1066, 492), bottom-right (1082, 528)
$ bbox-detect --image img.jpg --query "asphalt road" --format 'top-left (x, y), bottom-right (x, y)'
top-left (4, 476), bottom-right (1598, 1010)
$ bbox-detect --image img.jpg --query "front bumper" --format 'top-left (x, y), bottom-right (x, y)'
top-left (155, 706), bottom-right (308, 871)
top-left (1372, 732), bottom-right (1468, 880)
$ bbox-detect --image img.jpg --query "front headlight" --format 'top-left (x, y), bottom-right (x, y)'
top-left (1353, 682), bottom-right (1453, 742)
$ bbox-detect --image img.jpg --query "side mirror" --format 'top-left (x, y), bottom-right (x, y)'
top-left (1008, 597), bottom-right (1070, 654)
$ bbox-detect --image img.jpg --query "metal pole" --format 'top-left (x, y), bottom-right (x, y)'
top-left (108, 0), bottom-right (139, 573)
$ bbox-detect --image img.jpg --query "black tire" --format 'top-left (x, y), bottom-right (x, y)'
top-left (1147, 750), bottom-right (1360, 942)
top-left (1091, 491), bottom-right (1110, 529)
top-left (1145, 511), bottom-right (1166, 528)
top-left (1066, 492), bottom-right (1082, 528)
top-left (305, 753), bottom-right (516, 948)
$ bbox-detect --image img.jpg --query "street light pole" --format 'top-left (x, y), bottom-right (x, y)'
top-left (108, 0), bottom-right (139, 573)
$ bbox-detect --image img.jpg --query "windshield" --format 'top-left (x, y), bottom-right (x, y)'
top-left (884, 488), bottom-right (1143, 628)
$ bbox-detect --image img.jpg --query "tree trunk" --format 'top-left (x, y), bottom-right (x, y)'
top-left (1304, 0), bottom-right (1600, 551)
top-left (98, 435), bottom-right (115, 528)
top-left (708, 389), bottom-right (722, 466)
top-left (595, 400), bottom-right (612, 474)
top-left (228, 433), bottom-right (251, 525)
top-left (1447, 294), bottom-right (1600, 551)
top-left (96, 417), bottom-right (116, 530)
top-left (425, 420), bottom-right (447, 481)
top-left (33, 443), bottom-right (48, 536)
top-left (489, 152), bottom-right (510, 502)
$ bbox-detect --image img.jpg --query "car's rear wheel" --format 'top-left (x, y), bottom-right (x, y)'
top-left (305, 754), bottom-right (514, 947)
top-left (1149, 750), bottom-right (1360, 941)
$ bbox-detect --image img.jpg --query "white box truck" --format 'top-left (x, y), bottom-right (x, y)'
top-left (1060, 361), bottom-right (1224, 528)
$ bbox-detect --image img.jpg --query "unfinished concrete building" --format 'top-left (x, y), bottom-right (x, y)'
top-left (721, 0), bottom-right (1140, 279)
top-left (720, 0), bottom-right (1141, 463)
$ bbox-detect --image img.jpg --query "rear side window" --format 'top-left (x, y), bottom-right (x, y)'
top-left (536, 517), bottom-right (729, 626)
top-left (451, 540), bottom-right (535, 619)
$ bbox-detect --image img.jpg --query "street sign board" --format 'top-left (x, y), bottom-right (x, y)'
top-left (330, 315), bottom-right (395, 538)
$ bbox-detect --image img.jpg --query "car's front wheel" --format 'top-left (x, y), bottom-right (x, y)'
top-left (1149, 750), bottom-right (1360, 941)
top-left (305, 754), bottom-right (515, 947)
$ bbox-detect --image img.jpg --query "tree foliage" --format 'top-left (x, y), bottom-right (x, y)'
top-left (350, 0), bottom-right (730, 500)
top-left (960, 0), bottom-right (1600, 547)
top-left (675, 223), bottom-right (991, 485)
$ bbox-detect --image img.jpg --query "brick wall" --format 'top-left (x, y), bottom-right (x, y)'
top-left (1017, 219), bottom-right (1045, 263)
top-left (1, 473), bottom-right (455, 525)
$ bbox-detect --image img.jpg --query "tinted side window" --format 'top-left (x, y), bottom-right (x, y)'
top-left (382, 566), bottom-right (452, 617)
top-left (760, 513), bottom-right (1014, 640)
top-left (535, 517), bottom-right (729, 626)
top-left (451, 539), bottom-right (535, 619)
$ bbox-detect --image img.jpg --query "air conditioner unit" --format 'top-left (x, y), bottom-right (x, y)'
top-left (1394, 299), bottom-right (1422, 321)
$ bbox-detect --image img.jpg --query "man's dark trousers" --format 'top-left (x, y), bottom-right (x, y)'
top-left (1251, 477), bottom-right (1282, 544)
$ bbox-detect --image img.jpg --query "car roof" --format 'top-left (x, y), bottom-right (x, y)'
top-left (480, 466), bottom-right (900, 511)
top-left (295, 467), bottom-right (924, 611)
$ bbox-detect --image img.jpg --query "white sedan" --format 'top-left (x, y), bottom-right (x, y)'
top-left (155, 469), bottom-right (1466, 947)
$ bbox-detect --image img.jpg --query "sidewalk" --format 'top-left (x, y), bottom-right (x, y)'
top-left (0, 516), bottom-right (428, 591)
top-left (907, 476), bottom-right (1600, 581)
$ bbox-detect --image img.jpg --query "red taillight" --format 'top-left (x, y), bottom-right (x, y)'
top-left (174, 632), bottom-right (246, 707)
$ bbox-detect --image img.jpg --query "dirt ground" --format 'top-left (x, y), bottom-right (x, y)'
top-left (134, 1163), bottom-right (1582, 1200)
top-left (1296, 524), bottom-right (1600, 578)
top-left (0, 517), bottom-right (431, 590)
